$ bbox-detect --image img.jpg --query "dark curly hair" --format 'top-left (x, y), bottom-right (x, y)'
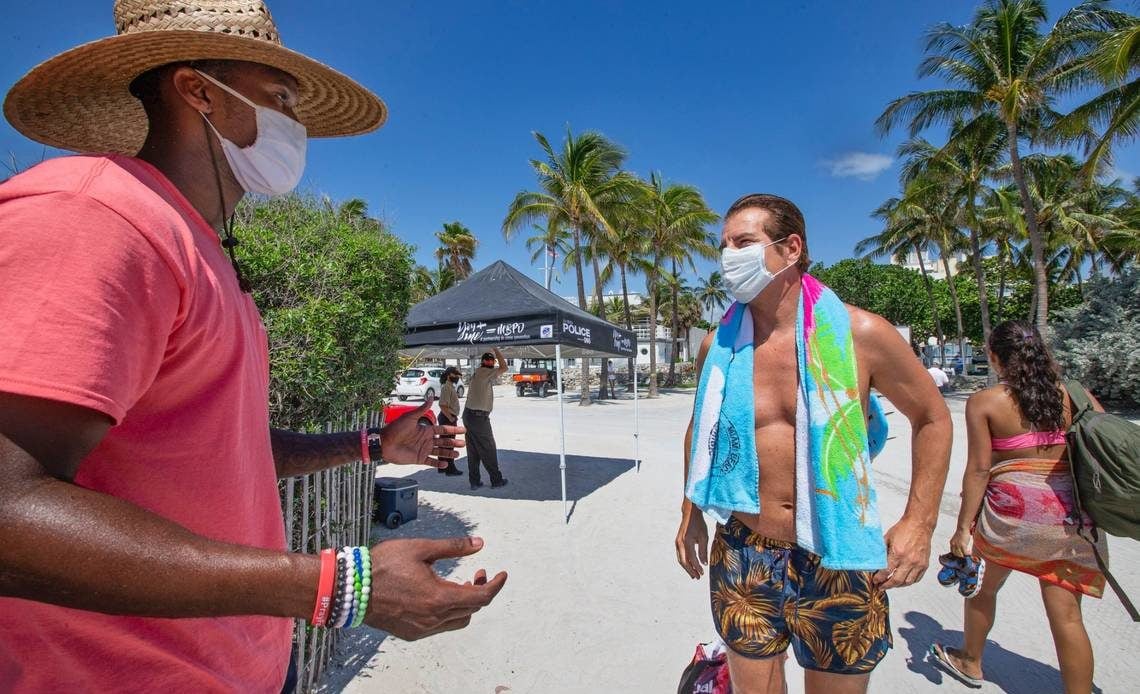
top-left (988, 320), bottom-right (1064, 432)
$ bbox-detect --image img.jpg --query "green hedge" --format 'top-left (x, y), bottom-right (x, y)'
top-left (233, 194), bottom-right (414, 430)
top-left (1052, 270), bottom-right (1140, 407)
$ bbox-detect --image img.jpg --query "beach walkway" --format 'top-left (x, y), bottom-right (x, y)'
top-left (323, 387), bottom-right (1140, 693)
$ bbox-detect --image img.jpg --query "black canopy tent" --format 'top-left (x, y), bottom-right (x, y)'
top-left (401, 260), bottom-right (640, 521)
top-left (403, 260), bottom-right (637, 359)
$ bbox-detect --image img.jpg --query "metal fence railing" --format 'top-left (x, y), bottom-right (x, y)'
top-left (281, 410), bottom-right (381, 693)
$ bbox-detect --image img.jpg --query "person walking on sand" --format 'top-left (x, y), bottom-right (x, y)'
top-left (0, 2), bottom-right (505, 691)
top-left (463, 349), bottom-right (509, 490)
top-left (675, 193), bottom-right (952, 694)
top-left (930, 320), bottom-right (1108, 693)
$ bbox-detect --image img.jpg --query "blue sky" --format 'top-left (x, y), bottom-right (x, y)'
top-left (3, 1), bottom-right (1136, 297)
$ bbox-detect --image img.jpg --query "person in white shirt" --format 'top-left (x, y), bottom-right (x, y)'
top-left (928, 365), bottom-right (950, 392)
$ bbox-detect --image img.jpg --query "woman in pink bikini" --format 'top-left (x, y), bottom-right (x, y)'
top-left (931, 320), bottom-right (1108, 693)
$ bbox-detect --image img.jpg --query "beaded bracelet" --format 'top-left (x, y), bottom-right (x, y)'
top-left (324, 554), bottom-right (348, 628)
top-left (337, 548), bottom-right (356, 628)
top-left (350, 548), bottom-right (364, 627)
top-left (353, 549), bottom-right (372, 627)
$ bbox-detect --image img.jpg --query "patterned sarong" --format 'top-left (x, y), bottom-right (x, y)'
top-left (973, 458), bottom-right (1107, 597)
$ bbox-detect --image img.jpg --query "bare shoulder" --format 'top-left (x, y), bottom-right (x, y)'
top-left (698, 329), bottom-right (716, 355)
top-left (966, 386), bottom-right (1003, 413)
top-left (694, 329), bottom-right (717, 374)
top-left (844, 304), bottom-right (903, 349)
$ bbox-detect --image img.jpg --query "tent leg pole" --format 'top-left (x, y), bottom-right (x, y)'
top-left (633, 364), bottom-right (639, 472)
top-left (556, 344), bottom-right (568, 523)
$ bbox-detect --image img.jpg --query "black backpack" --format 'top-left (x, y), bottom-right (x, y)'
top-left (1064, 381), bottom-right (1140, 620)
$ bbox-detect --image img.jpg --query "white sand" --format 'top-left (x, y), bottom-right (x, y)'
top-left (321, 386), bottom-right (1140, 694)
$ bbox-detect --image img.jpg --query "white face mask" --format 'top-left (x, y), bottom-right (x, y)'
top-left (720, 240), bottom-right (793, 304)
top-left (197, 69), bottom-right (307, 196)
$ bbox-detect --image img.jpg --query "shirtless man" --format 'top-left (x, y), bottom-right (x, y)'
top-left (675, 194), bottom-right (952, 694)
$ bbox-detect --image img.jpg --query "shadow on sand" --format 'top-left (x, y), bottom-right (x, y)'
top-left (897, 610), bottom-right (1103, 694)
top-left (316, 501), bottom-right (477, 692)
top-left (403, 448), bottom-right (635, 509)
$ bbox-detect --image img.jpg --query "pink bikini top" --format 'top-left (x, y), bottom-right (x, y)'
top-left (990, 430), bottom-right (1067, 450)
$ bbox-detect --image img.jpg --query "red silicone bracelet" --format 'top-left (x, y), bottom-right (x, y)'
top-left (311, 548), bottom-right (336, 626)
top-left (360, 427), bottom-right (370, 465)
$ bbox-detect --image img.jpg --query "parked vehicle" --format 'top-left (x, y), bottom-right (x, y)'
top-left (382, 402), bottom-right (437, 427)
top-left (922, 342), bottom-right (982, 376)
top-left (512, 359), bottom-right (562, 397)
top-left (394, 366), bottom-right (465, 401)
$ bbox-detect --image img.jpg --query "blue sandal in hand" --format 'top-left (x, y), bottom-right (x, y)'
top-left (937, 553), bottom-right (985, 599)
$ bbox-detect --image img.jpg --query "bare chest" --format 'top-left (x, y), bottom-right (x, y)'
top-left (751, 335), bottom-right (799, 429)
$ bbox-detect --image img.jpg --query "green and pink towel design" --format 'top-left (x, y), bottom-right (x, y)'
top-left (686, 274), bottom-right (888, 570)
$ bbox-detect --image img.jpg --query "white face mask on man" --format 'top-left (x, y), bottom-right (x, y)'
top-left (197, 69), bottom-right (307, 197)
top-left (720, 239), bottom-right (794, 304)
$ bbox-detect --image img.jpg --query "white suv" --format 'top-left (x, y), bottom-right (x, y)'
top-left (394, 367), bottom-right (465, 401)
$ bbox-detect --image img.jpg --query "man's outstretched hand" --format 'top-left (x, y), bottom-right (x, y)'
top-left (365, 537), bottom-right (508, 640)
top-left (380, 396), bottom-right (465, 468)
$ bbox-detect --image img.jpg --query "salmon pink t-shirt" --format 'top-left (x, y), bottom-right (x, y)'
top-left (0, 155), bottom-right (291, 692)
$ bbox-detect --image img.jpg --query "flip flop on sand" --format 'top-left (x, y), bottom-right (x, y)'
top-left (929, 644), bottom-right (983, 689)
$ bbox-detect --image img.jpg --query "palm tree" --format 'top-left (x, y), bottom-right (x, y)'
top-left (896, 149), bottom-right (976, 370)
top-left (696, 271), bottom-right (729, 326)
top-left (581, 223), bottom-right (617, 398)
top-left (981, 184), bottom-right (1029, 320)
top-left (877, 0), bottom-right (1091, 331)
top-left (1052, 6), bottom-right (1140, 179)
top-left (656, 270), bottom-right (691, 377)
top-left (1019, 153), bottom-right (1130, 288)
top-left (503, 129), bottom-right (637, 405)
top-left (860, 196), bottom-right (946, 356)
top-left (410, 264), bottom-right (457, 303)
top-left (523, 221), bottom-right (570, 290)
top-left (899, 117), bottom-right (1007, 344)
top-left (598, 193), bottom-right (653, 391)
top-left (1107, 182), bottom-right (1140, 269)
top-left (434, 221), bottom-right (477, 280)
top-left (639, 172), bottom-right (719, 395)
top-left (674, 287), bottom-right (704, 363)
top-left (337, 197), bottom-right (384, 233)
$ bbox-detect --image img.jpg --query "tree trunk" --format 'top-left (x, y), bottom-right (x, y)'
top-left (997, 245), bottom-right (1008, 322)
top-left (941, 252), bottom-right (967, 377)
top-left (621, 263), bottom-right (635, 393)
top-left (966, 200), bottom-right (993, 347)
top-left (545, 242), bottom-right (554, 291)
top-left (668, 260), bottom-right (680, 387)
top-left (1007, 123), bottom-right (1049, 331)
top-left (915, 244), bottom-right (945, 364)
top-left (572, 226), bottom-right (590, 406)
top-left (591, 250), bottom-right (609, 399)
top-left (647, 253), bottom-right (660, 398)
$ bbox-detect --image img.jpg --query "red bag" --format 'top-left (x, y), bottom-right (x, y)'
top-left (677, 640), bottom-right (732, 694)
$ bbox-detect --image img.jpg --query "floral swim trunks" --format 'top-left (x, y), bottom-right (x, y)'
top-left (709, 517), bottom-right (892, 675)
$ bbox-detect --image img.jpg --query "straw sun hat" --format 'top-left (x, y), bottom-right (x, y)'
top-left (3, 0), bottom-right (387, 155)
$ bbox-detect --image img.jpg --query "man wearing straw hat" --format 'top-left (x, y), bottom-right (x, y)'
top-left (0, 1), bottom-right (506, 691)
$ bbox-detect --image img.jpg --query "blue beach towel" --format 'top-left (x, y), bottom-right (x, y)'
top-left (686, 275), bottom-right (888, 570)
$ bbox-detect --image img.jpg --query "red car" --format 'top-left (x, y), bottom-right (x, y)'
top-left (382, 402), bottom-right (437, 427)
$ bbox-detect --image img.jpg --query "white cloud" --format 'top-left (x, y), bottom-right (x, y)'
top-left (823, 152), bottom-right (894, 181)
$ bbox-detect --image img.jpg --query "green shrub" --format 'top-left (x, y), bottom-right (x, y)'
top-left (1052, 270), bottom-right (1140, 407)
top-left (233, 194), bottom-right (415, 430)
